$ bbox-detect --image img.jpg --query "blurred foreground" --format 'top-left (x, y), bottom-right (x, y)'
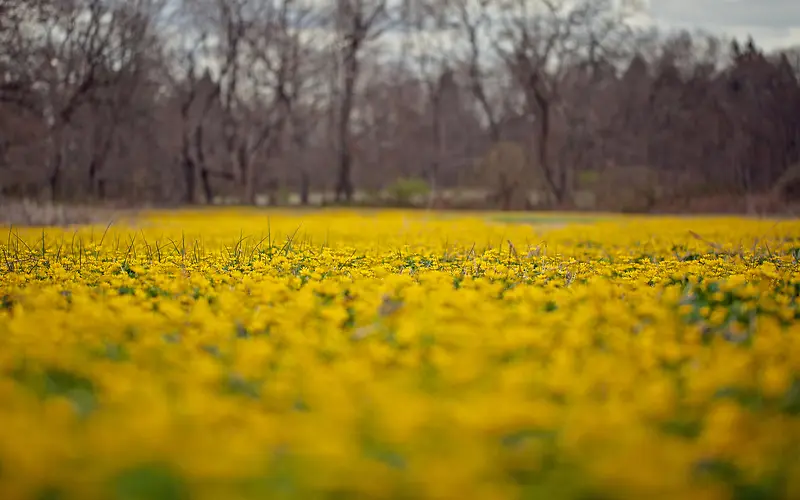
top-left (1, 210), bottom-right (799, 499)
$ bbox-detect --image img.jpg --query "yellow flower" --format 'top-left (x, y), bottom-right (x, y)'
top-left (1, 211), bottom-right (800, 498)
top-left (760, 364), bottom-right (792, 398)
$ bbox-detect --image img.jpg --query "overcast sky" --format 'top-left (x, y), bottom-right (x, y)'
top-left (645, 0), bottom-right (800, 50)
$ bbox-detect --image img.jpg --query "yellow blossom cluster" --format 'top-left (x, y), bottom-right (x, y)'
top-left (1, 209), bottom-right (800, 500)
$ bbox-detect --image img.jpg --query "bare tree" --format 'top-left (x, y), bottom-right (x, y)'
top-left (331, 0), bottom-right (393, 202)
top-left (2, 0), bottom-right (800, 214)
top-left (84, 2), bottom-right (163, 199)
top-left (0, 0), bottom-right (166, 201)
top-left (494, 0), bottom-right (635, 205)
top-left (396, 1), bottom-right (452, 200)
top-left (235, 0), bottom-right (314, 204)
top-left (162, 0), bottom-right (305, 204)
top-left (449, 0), bottom-right (501, 142)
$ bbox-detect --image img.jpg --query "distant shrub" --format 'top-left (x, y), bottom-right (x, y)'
top-left (386, 177), bottom-right (431, 206)
top-left (275, 187), bottom-right (292, 206)
top-left (577, 170), bottom-right (600, 189)
top-left (470, 141), bottom-right (532, 210)
top-left (592, 165), bottom-right (662, 213)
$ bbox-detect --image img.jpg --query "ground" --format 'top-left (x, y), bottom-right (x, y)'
top-left (1, 209), bottom-right (800, 500)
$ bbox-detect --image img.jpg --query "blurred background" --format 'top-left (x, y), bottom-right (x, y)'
top-left (1, 0), bottom-right (799, 220)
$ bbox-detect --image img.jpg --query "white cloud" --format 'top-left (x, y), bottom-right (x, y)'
top-left (644, 0), bottom-right (800, 49)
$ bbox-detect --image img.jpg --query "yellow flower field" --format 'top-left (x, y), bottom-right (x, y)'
top-left (1, 209), bottom-right (800, 500)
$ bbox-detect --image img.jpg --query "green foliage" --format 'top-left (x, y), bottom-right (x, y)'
top-left (576, 170), bottom-right (600, 189)
top-left (386, 177), bottom-right (431, 206)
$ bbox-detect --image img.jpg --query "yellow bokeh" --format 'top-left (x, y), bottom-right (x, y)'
top-left (0, 209), bottom-right (799, 499)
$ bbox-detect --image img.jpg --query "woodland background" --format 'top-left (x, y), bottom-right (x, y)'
top-left (2, 0), bottom-right (800, 218)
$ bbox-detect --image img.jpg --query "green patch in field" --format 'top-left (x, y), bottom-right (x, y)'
top-left (234, 322), bottom-right (250, 338)
top-left (501, 428), bottom-right (558, 448)
top-left (12, 364), bottom-right (97, 417)
top-left (361, 437), bottom-right (406, 470)
top-left (110, 462), bottom-right (190, 500)
top-left (34, 486), bottom-right (64, 500)
top-left (490, 215), bottom-right (603, 226)
top-left (223, 373), bottom-right (262, 399)
top-left (693, 459), bottom-right (786, 500)
top-left (118, 262), bottom-right (137, 278)
top-left (543, 300), bottom-right (559, 312)
top-left (659, 416), bottom-right (703, 439)
top-left (781, 378), bottom-right (800, 415)
top-left (0, 294), bottom-right (14, 311)
top-left (146, 286), bottom-right (171, 298)
top-left (162, 332), bottom-right (181, 344)
top-left (43, 368), bottom-right (98, 416)
top-left (87, 341), bottom-right (130, 363)
top-left (199, 344), bottom-right (221, 358)
top-left (713, 386), bottom-right (765, 411)
top-left (693, 458), bottom-right (740, 484)
top-left (237, 452), bottom-right (298, 498)
top-left (513, 460), bottom-right (603, 500)
top-left (102, 342), bottom-right (130, 362)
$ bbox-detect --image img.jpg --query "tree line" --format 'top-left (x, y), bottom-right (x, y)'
top-left (2, 0), bottom-right (799, 212)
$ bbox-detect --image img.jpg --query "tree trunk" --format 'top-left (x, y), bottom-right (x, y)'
top-left (46, 125), bottom-right (64, 202)
top-left (531, 88), bottom-right (572, 206)
top-left (88, 157), bottom-right (99, 198)
top-left (192, 123), bottom-right (216, 204)
top-left (300, 170), bottom-right (310, 205)
top-left (238, 143), bottom-right (256, 205)
top-left (181, 131), bottom-right (197, 205)
top-left (183, 157), bottom-right (196, 204)
top-left (49, 153), bottom-right (62, 202)
top-left (336, 44), bottom-right (359, 203)
top-left (533, 90), bottom-right (556, 204)
top-left (88, 131), bottom-right (114, 199)
top-left (200, 168), bottom-right (213, 205)
top-left (428, 95), bottom-right (444, 208)
top-left (336, 146), bottom-right (353, 202)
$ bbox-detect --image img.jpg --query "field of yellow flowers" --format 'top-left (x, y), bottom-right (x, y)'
top-left (1, 208), bottom-right (800, 500)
